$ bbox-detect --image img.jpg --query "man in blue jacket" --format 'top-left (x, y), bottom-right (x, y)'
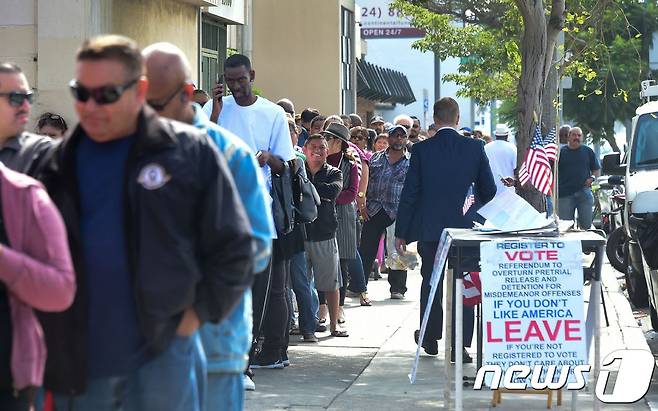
top-left (143, 43), bottom-right (274, 407)
top-left (395, 97), bottom-right (496, 360)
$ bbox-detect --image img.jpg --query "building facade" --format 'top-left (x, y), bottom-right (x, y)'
top-left (251, 0), bottom-right (357, 116)
top-left (0, 0), bottom-right (244, 132)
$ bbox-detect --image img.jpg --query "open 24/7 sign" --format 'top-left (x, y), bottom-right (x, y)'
top-left (479, 239), bottom-right (586, 384)
top-left (358, 0), bottom-right (425, 39)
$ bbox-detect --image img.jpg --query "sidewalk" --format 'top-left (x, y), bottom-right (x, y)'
top-left (245, 258), bottom-right (652, 410)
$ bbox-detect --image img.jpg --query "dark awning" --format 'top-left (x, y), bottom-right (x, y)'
top-left (356, 59), bottom-right (415, 105)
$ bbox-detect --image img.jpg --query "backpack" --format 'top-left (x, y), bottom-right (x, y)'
top-left (290, 157), bottom-right (320, 224)
top-left (271, 161), bottom-right (295, 236)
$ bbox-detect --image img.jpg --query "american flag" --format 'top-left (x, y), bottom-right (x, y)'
top-left (543, 127), bottom-right (558, 161)
top-left (518, 124), bottom-right (553, 195)
top-left (462, 184), bottom-right (475, 215)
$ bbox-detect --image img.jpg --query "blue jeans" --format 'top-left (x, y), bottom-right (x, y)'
top-left (346, 251), bottom-right (367, 294)
top-left (289, 251), bottom-right (316, 334)
top-left (55, 334), bottom-right (201, 411)
top-left (558, 188), bottom-right (594, 229)
top-left (207, 373), bottom-right (243, 411)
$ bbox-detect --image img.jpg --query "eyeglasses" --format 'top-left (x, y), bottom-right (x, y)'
top-left (147, 84), bottom-right (186, 111)
top-left (69, 78), bottom-right (139, 105)
top-left (0, 91), bottom-right (35, 107)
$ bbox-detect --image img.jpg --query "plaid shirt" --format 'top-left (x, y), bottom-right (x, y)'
top-left (366, 149), bottom-right (411, 220)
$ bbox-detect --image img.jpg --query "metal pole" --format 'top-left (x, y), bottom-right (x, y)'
top-left (444, 267), bottom-right (453, 408)
top-left (455, 276), bottom-right (464, 411)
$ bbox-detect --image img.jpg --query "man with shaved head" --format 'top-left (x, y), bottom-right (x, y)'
top-left (143, 42), bottom-right (274, 399)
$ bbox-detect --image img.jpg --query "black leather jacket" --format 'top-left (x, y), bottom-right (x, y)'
top-left (36, 107), bottom-right (253, 394)
top-left (304, 162), bottom-right (342, 242)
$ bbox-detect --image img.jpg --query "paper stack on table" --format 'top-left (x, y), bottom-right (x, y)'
top-left (475, 190), bottom-right (556, 234)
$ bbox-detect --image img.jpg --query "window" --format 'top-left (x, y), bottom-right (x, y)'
top-left (201, 19), bottom-right (227, 94)
top-left (341, 7), bottom-right (355, 114)
top-left (631, 112), bottom-right (658, 170)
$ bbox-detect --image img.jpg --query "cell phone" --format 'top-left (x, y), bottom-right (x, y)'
top-left (216, 74), bottom-right (226, 97)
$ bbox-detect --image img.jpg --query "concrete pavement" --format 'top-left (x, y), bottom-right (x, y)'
top-left (245, 256), bottom-right (653, 410)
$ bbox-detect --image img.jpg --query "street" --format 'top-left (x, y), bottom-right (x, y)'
top-left (246, 255), bottom-right (655, 410)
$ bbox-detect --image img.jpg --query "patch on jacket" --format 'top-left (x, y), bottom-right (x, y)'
top-left (137, 163), bottom-right (171, 190)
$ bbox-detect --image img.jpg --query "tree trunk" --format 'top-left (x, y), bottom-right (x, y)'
top-left (514, 0), bottom-right (565, 211)
top-left (604, 125), bottom-right (621, 153)
top-left (515, 1), bottom-right (548, 211)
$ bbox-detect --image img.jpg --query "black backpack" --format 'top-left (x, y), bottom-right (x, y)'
top-left (290, 157), bottom-right (319, 224)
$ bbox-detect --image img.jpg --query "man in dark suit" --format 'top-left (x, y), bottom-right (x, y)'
top-left (395, 97), bottom-right (496, 360)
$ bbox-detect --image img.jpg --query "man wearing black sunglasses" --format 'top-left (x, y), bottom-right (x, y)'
top-left (0, 63), bottom-right (54, 176)
top-left (36, 35), bottom-right (253, 411)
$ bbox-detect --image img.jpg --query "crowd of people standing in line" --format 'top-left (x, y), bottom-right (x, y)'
top-left (0, 31), bottom-right (603, 411)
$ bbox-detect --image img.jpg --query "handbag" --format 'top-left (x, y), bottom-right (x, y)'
top-left (290, 157), bottom-right (320, 224)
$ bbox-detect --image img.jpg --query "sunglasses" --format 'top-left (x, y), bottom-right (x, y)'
top-left (69, 78), bottom-right (139, 105)
top-left (38, 113), bottom-right (67, 129)
top-left (0, 91), bottom-right (35, 107)
top-left (147, 84), bottom-right (186, 112)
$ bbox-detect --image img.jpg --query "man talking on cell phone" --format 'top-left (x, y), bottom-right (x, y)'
top-left (203, 54), bottom-right (296, 381)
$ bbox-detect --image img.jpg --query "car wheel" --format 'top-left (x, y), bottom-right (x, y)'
top-left (606, 227), bottom-right (627, 273)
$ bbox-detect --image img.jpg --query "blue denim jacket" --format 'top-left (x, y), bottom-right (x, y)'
top-left (193, 105), bottom-right (273, 373)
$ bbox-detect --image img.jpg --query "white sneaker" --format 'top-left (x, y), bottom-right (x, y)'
top-left (244, 374), bottom-right (256, 391)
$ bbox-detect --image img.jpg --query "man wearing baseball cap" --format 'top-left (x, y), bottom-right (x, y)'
top-left (484, 124), bottom-right (517, 194)
top-left (359, 122), bottom-right (412, 300)
top-left (369, 116), bottom-right (385, 135)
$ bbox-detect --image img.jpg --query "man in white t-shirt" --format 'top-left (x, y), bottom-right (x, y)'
top-left (203, 54), bottom-right (295, 189)
top-left (203, 54), bottom-right (297, 375)
top-left (484, 124), bottom-right (517, 194)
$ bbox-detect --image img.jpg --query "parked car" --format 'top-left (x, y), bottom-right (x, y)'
top-left (603, 79), bottom-right (658, 320)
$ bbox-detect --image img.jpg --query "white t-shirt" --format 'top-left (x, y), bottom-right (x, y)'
top-left (203, 95), bottom-right (295, 189)
top-left (484, 139), bottom-right (517, 194)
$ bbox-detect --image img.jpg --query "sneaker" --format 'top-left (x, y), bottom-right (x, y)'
top-left (390, 292), bottom-right (405, 300)
top-left (250, 352), bottom-right (285, 369)
top-left (244, 374), bottom-right (256, 391)
top-left (316, 323), bottom-right (327, 333)
top-left (302, 333), bottom-right (319, 342)
top-left (281, 351), bottom-right (290, 367)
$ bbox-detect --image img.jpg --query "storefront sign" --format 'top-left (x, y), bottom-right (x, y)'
top-left (207, 0), bottom-right (244, 25)
top-left (359, 0), bottom-right (424, 39)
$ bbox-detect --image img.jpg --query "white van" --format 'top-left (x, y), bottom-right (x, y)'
top-left (603, 80), bottom-right (658, 328)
